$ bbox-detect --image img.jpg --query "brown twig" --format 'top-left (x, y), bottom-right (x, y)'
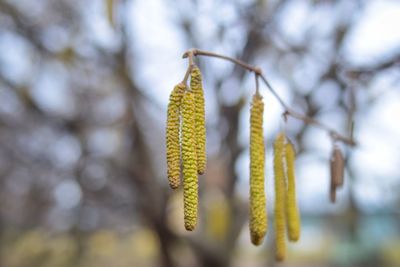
top-left (183, 48), bottom-right (356, 146)
top-left (255, 73), bottom-right (260, 95)
top-left (182, 51), bottom-right (195, 85)
top-left (183, 49), bottom-right (262, 74)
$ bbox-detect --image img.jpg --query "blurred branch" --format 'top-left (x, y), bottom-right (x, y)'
top-left (0, 1), bottom-right (163, 113)
top-left (346, 52), bottom-right (400, 77)
top-left (0, 2), bottom-right (55, 56)
top-left (183, 48), bottom-right (356, 146)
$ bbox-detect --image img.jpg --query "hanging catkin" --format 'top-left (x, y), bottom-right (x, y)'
top-left (181, 90), bottom-right (198, 231)
top-left (285, 140), bottom-right (301, 242)
top-left (249, 93), bottom-right (267, 246)
top-left (166, 83), bottom-right (186, 189)
top-left (331, 145), bottom-right (344, 187)
top-left (330, 178), bottom-right (337, 203)
top-left (329, 145), bottom-right (344, 203)
top-left (190, 66), bottom-right (207, 174)
top-left (274, 133), bottom-right (286, 261)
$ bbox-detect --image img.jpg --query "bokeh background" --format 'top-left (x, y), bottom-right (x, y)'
top-left (0, 0), bottom-right (400, 266)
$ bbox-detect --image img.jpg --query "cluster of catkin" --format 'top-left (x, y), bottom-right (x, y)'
top-left (273, 132), bottom-right (301, 261)
top-left (166, 64), bottom-right (301, 260)
top-left (166, 65), bottom-right (206, 231)
top-left (248, 93), bottom-right (301, 261)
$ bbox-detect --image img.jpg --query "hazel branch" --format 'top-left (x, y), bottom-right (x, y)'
top-left (255, 73), bottom-right (260, 95)
top-left (182, 51), bottom-right (195, 85)
top-left (183, 49), bottom-right (262, 74)
top-left (183, 48), bottom-right (356, 146)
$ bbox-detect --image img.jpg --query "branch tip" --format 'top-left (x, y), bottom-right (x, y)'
top-left (181, 48), bottom-right (356, 147)
top-left (182, 49), bottom-right (197, 59)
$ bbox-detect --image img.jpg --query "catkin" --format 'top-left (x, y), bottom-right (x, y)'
top-left (249, 93), bottom-right (267, 246)
top-left (166, 83), bottom-right (186, 189)
top-left (331, 146), bottom-right (344, 187)
top-left (330, 180), bottom-right (337, 203)
top-left (285, 140), bottom-right (301, 242)
top-left (274, 133), bottom-right (286, 261)
top-left (191, 66), bottom-right (207, 174)
top-left (181, 90), bottom-right (198, 231)
top-left (329, 146), bottom-right (344, 203)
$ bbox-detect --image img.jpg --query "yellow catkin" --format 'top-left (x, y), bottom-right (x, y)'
top-left (249, 93), bottom-right (267, 246)
top-left (181, 90), bottom-right (198, 231)
top-left (274, 133), bottom-right (286, 261)
top-left (190, 66), bottom-right (207, 174)
top-left (166, 83), bottom-right (186, 189)
top-left (285, 140), bottom-right (301, 242)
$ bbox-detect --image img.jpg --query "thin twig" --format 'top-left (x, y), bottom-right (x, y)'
top-left (255, 73), bottom-right (260, 95)
top-left (183, 49), bottom-right (262, 75)
top-left (182, 51), bottom-right (195, 85)
top-left (183, 48), bottom-right (356, 146)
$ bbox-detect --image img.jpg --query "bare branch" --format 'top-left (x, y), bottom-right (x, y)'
top-left (183, 49), bottom-right (356, 146)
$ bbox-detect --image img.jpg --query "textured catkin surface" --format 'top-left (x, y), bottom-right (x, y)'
top-left (249, 94), bottom-right (267, 246)
top-left (166, 83), bottom-right (186, 189)
top-left (274, 133), bottom-right (286, 261)
top-left (285, 141), bottom-right (301, 242)
top-left (181, 91), bottom-right (198, 231)
top-left (331, 147), bottom-right (344, 187)
top-left (190, 66), bottom-right (206, 175)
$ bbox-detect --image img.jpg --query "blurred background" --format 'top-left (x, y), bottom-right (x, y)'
top-left (0, 0), bottom-right (399, 266)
